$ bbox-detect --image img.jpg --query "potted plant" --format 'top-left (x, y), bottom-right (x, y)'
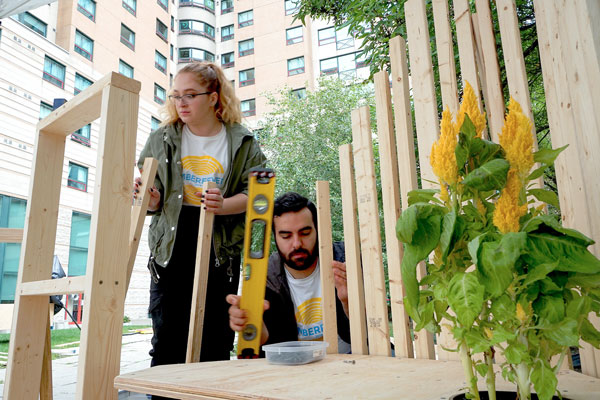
top-left (396, 82), bottom-right (600, 400)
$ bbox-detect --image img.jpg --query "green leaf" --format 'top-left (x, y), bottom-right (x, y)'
top-left (414, 300), bottom-right (435, 331)
top-left (522, 261), bottom-right (558, 287)
top-left (527, 164), bottom-right (547, 181)
top-left (464, 330), bottom-right (491, 354)
top-left (467, 233), bottom-right (494, 268)
top-left (455, 138), bottom-right (469, 173)
top-left (533, 295), bottom-right (565, 325)
top-left (478, 232), bottom-right (526, 297)
top-left (566, 293), bottom-right (591, 319)
top-left (460, 113), bottom-right (477, 141)
top-left (545, 318), bottom-right (579, 346)
top-left (407, 189), bottom-right (442, 206)
top-left (475, 362), bottom-right (488, 378)
top-left (490, 294), bottom-right (516, 322)
top-left (504, 341), bottom-right (527, 364)
top-left (533, 144), bottom-right (568, 165)
top-left (522, 215), bottom-right (595, 247)
top-left (528, 188), bottom-right (560, 209)
top-left (524, 232), bottom-right (600, 274)
top-left (531, 360), bottom-right (558, 400)
top-left (581, 317), bottom-right (600, 348)
top-left (471, 138), bottom-right (503, 165)
top-left (539, 277), bottom-right (562, 294)
top-left (568, 273), bottom-right (600, 289)
top-left (461, 159), bottom-right (510, 191)
top-left (447, 272), bottom-right (485, 327)
top-left (490, 325), bottom-right (517, 344)
top-left (439, 210), bottom-right (457, 261)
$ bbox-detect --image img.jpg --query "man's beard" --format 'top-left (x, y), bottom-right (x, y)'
top-left (279, 246), bottom-right (319, 271)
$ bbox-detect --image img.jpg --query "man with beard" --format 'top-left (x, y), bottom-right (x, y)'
top-left (226, 192), bottom-right (351, 352)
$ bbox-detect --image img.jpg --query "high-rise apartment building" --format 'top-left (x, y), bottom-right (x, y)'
top-left (0, 0), bottom-right (368, 329)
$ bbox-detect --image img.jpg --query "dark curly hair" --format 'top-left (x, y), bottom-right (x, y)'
top-left (273, 192), bottom-right (318, 229)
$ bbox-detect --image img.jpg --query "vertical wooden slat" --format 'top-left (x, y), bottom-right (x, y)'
top-left (454, 0), bottom-right (483, 109)
top-left (338, 144), bottom-right (368, 355)
top-left (374, 71), bottom-right (413, 359)
top-left (404, 0), bottom-right (440, 187)
top-left (77, 84), bottom-right (138, 400)
top-left (351, 107), bottom-right (391, 357)
top-left (474, 0), bottom-right (506, 141)
top-left (432, 0), bottom-right (460, 114)
top-left (40, 308), bottom-right (53, 400)
top-left (186, 182), bottom-right (217, 363)
top-left (404, 0), bottom-right (437, 360)
top-left (4, 129), bottom-right (65, 399)
top-left (316, 181), bottom-right (338, 354)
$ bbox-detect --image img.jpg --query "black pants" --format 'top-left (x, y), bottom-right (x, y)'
top-left (148, 206), bottom-right (240, 399)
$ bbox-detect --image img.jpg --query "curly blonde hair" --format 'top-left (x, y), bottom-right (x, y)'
top-left (160, 62), bottom-right (241, 126)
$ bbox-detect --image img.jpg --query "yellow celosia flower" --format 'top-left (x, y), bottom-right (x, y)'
top-left (476, 198), bottom-right (486, 216)
top-left (493, 169), bottom-right (527, 233)
top-left (456, 82), bottom-right (487, 138)
top-left (431, 107), bottom-right (458, 185)
top-left (516, 303), bottom-right (527, 323)
top-left (499, 98), bottom-right (534, 177)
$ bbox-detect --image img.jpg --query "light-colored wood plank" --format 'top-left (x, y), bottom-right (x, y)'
top-left (338, 144), bottom-right (368, 355)
top-left (37, 72), bottom-right (141, 136)
top-left (114, 354), bottom-right (600, 400)
top-left (475, 0), bottom-right (505, 141)
top-left (0, 228), bottom-right (23, 243)
top-left (316, 180), bottom-right (337, 354)
top-left (432, 0), bottom-right (460, 114)
top-left (404, 0), bottom-right (440, 187)
top-left (374, 70), bottom-right (413, 359)
top-left (40, 307), bottom-right (52, 400)
top-left (186, 181), bottom-right (217, 363)
top-left (351, 107), bottom-right (391, 357)
top-left (76, 83), bottom-right (138, 400)
top-left (20, 276), bottom-right (86, 296)
top-left (127, 157), bottom-right (159, 289)
top-left (454, 0), bottom-right (483, 110)
top-left (4, 129), bottom-right (65, 399)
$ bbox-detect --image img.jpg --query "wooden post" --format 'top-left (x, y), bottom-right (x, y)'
top-left (316, 181), bottom-right (338, 354)
top-left (186, 182), bottom-right (217, 363)
top-left (351, 107), bottom-right (391, 357)
top-left (454, 0), bottom-right (484, 110)
top-left (432, 0), bottom-right (460, 114)
top-left (40, 306), bottom-right (53, 400)
top-left (339, 144), bottom-right (368, 355)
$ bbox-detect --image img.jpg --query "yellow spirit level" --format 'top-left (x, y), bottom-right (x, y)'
top-left (238, 167), bottom-right (276, 359)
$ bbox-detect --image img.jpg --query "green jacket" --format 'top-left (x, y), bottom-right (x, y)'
top-left (138, 121), bottom-right (267, 268)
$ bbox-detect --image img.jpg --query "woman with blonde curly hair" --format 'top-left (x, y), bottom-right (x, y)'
top-left (133, 62), bottom-right (266, 383)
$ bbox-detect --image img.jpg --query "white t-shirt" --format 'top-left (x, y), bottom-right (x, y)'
top-left (181, 124), bottom-right (229, 206)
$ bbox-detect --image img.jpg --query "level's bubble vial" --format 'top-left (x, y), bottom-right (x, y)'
top-left (252, 194), bottom-right (269, 214)
top-left (242, 324), bottom-right (257, 341)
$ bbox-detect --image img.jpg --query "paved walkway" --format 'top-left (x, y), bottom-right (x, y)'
top-left (0, 330), bottom-right (153, 399)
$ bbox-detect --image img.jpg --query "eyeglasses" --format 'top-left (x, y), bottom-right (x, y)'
top-left (168, 92), bottom-right (212, 103)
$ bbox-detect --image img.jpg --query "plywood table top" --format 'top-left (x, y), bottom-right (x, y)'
top-left (115, 354), bottom-right (600, 400)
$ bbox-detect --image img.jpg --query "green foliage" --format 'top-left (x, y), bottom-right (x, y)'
top-left (258, 77), bottom-right (376, 242)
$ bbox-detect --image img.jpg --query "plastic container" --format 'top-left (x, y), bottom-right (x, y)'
top-left (262, 341), bottom-right (329, 365)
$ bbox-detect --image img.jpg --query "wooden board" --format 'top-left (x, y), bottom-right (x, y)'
top-left (0, 228), bottom-right (23, 243)
top-left (114, 354), bottom-right (600, 400)
top-left (374, 71), bottom-right (413, 359)
top-left (351, 107), bottom-right (391, 357)
top-left (186, 181), bottom-right (217, 363)
top-left (454, 0), bottom-right (483, 111)
top-left (432, 0), bottom-right (460, 114)
top-left (338, 144), bottom-right (368, 355)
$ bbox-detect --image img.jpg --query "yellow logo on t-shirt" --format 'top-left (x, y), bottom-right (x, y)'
top-left (182, 155), bottom-right (225, 205)
top-left (295, 297), bottom-right (324, 341)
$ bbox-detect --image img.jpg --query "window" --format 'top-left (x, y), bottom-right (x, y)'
top-left (170, 44), bottom-right (174, 61)
top-left (171, 16), bottom-right (175, 31)
top-left (72, 124), bottom-right (91, 146)
top-left (285, 0), bottom-right (299, 16)
top-left (292, 88), bottom-right (306, 99)
top-left (119, 59), bottom-right (134, 78)
top-left (156, 19), bottom-right (168, 42)
top-left (155, 51), bottom-right (167, 74)
top-left (179, 20), bottom-right (215, 40)
top-left (221, 52), bottom-right (234, 69)
top-left (74, 73), bottom-right (92, 95)
top-left (151, 117), bottom-right (161, 132)
top-left (287, 56), bottom-right (305, 76)
top-left (221, 0), bottom-right (233, 14)
top-left (77, 0), bottom-right (96, 21)
top-left (286, 26), bottom-right (303, 45)
top-left (238, 38), bottom-right (254, 57)
top-left (221, 24), bottom-right (234, 42)
top-left (318, 27), bottom-right (335, 46)
top-left (43, 56), bottom-right (66, 89)
top-left (157, 0), bottom-right (168, 11)
top-left (68, 212), bottom-right (91, 276)
top-left (122, 0), bottom-right (136, 16)
top-left (335, 27), bottom-right (354, 50)
top-left (68, 162), bottom-right (88, 192)
top-left (74, 30), bottom-right (94, 61)
top-left (120, 24), bottom-right (135, 50)
top-left (178, 48), bottom-right (215, 63)
top-left (16, 12), bottom-right (47, 37)
top-left (179, 0), bottom-right (214, 13)
top-left (154, 83), bottom-right (166, 104)
top-left (170, 73), bottom-right (173, 87)
top-left (239, 68), bottom-right (255, 87)
top-left (320, 52), bottom-right (362, 80)
top-left (0, 194), bottom-right (27, 303)
top-left (39, 102), bottom-right (53, 120)
top-left (238, 10), bottom-right (253, 28)
top-left (241, 99), bottom-right (256, 117)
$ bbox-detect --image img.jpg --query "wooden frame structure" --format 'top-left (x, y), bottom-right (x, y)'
top-left (3, 72), bottom-right (143, 399)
